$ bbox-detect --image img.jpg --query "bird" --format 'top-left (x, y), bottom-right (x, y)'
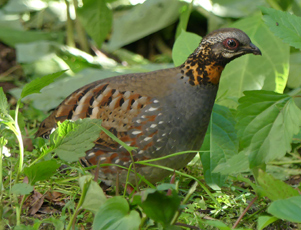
top-left (36, 28), bottom-right (261, 186)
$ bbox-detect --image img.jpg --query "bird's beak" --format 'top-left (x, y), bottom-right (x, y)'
top-left (248, 43), bottom-right (262, 56)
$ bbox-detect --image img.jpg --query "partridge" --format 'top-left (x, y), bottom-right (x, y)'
top-left (36, 28), bottom-right (261, 185)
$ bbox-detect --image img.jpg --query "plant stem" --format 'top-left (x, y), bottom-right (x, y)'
top-left (73, 0), bottom-right (90, 53)
top-left (170, 181), bottom-right (198, 225)
top-left (232, 196), bottom-right (258, 229)
top-left (66, 178), bottom-right (91, 230)
top-left (14, 102), bottom-right (24, 183)
top-left (65, 0), bottom-right (75, 47)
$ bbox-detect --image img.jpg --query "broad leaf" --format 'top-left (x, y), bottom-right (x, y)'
top-left (268, 196), bottom-right (301, 223)
top-left (261, 7), bottom-right (301, 50)
top-left (0, 27), bottom-right (63, 48)
top-left (287, 52), bottom-right (301, 88)
top-left (77, 0), bottom-right (112, 48)
top-left (236, 90), bottom-right (301, 168)
top-left (3, 0), bottom-right (47, 13)
top-left (172, 30), bottom-right (201, 66)
top-left (213, 150), bottom-right (250, 175)
top-left (79, 175), bottom-right (107, 213)
top-left (257, 170), bottom-right (299, 201)
top-left (139, 189), bottom-right (181, 227)
top-left (211, 0), bottom-right (265, 18)
top-left (200, 105), bottom-right (238, 189)
top-left (0, 87), bottom-right (9, 115)
top-left (257, 216), bottom-right (278, 230)
top-left (23, 160), bottom-right (60, 185)
top-left (21, 70), bottom-right (67, 99)
top-left (52, 119), bottom-right (103, 162)
top-left (11, 183), bottom-right (34, 195)
top-left (175, 3), bottom-right (193, 39)
top-left (107, 0), bottom-right (184, 51)
top-left (217, 14), bottom-right (289, 108)
top-left (93, 196), bottom-right (140, 230)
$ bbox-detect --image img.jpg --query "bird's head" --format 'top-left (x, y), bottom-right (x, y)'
top-left (200, 28), bottom-right (261, 63)
top-left (182, 28), bottom-right (261, 86)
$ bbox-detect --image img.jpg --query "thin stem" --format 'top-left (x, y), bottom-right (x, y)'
top-left (73, 0), bottom-right (90, 53)
top-left (14, 102), bottom-right (24, 183)
top-left (0, 142), bottom-right (3, 202)
top-left (170, 181), bottom-right (198, 225)
top-left (66, 179), bottom-right (91, 230)
top-left (65, 0), bottom-right (75, 47)
top-left (232, 196), bottom-right (258, 229)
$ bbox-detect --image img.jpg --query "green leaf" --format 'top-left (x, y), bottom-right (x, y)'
top-left (236, 90), bottom-right (301, 168)
top-left (268, 196), bottom-right (301, 223)
top-left (93, 196), bottom-right (141, 230)
top-left (0, 87), bottom-right (9, 115)
top-left (108, 0), bottom-right (184, 51)
top-left (0, 27), bottom-right (63, 48)
top-left (140, 189), bottom-right (181, 227)
top-left (257, 216), bottom-right (278, 230)
top-left (77, 0), bottom-right (112, 48)
top-left (257, 170), bottom-right (299, 201)
top-left (23, 160), bottom-right (60, 185)
top-left (204, 220), bottom-right (231, 230)
top-left (287, 52), bottom-right (301, 88)
top-left (213, 150), bottom-right (250, 175)
top-left (79, 175), bottom-right (107, 213)
top-left (211, 0), bottom-right (264, 18)
top-left (172, 30), bottom-right (201, 66)
top-left (11, 183), bottom-right (34, 195)
top-left (52, 119), bottom-right (103, 162)
top-left (175, 3), bottom-right (193, 39)
top-left (261, 7), bottom-right (301, 50)
top-left (21, 70), bottom-right (67, 99)
top-left (200, 105), bottom-right (238, 189)
top-left (217, 14), bottom-right (289, 108)
top-left (3, 0), bottom-right (47, 13)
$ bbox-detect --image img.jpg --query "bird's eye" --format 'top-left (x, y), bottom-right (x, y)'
top-left (223, 38), bottom-right (239, 50)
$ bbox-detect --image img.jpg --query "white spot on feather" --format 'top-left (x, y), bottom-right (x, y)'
top-left (150, 124), bottom-right (157, 128)
top-left (132, 130), bottom-right (142, 135)
top-left (87, 152), bottom-right (95, 157)
top-left (144, 137), bottom-right (152, 141)
top-left (148, 107), bottom-right (158, 111)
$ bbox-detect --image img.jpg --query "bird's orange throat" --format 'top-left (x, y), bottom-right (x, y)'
top-left (181, 61), bottom-right (224, 86)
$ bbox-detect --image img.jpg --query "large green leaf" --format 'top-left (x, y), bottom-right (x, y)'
top-left (268, 196), bottom-right (301, 223)
top-left (172, 30), bottom-right (201, 66)
top-left (0, 87), bottom-right (9, 115)
top-left (79, 175), bottom-right (107, 213)
top-left (77, 0), bottom-right (112, 48)
top-left (21, 70), bottom-right (67, 99)
top-left (287, 52), bottom-right (301, 88)
top-left (200, 104), bottom-right (238, 189)
top-left (257, 216), bottom-right (278, 230)
top-left (211, 0), bottom-right (265, 18)
top-left (23, 160), bottom-right (61, 185)
top-left (217, 14), bottom-right (290, 108)
top-left (107, 0), bottom-right (184, 51)
top-left (52, 119), bottom-right (104, 162)
top-left (93, 196), bottom-right (141, 230)
top-left (257, 170), bottom-right (299, 201)
top-left (261, 7), bottom-right (301, 50)
top-left (3, 0), bottom-right (47, 13)
top-left (0, 28), bottom-right (64, 47)
top-left (236, 90), bottom-right (301, 168)
top-left (139, 188), bottom-right (181, 227)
